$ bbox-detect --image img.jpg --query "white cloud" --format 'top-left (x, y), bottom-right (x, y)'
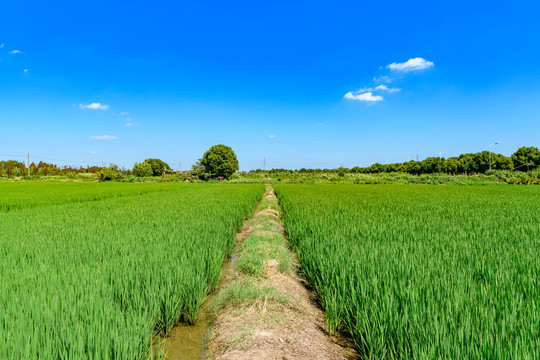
top-left (344, 91), bottom-right (383, 102)
top-left (23, 69), bottom-right (28, 73)
top-left (386, 57), bottom-right (434, 72)
top-left (79, 103), bottom-right (110, 110)
top-left (0, 43), bottom-right (4, 48)
top-left (373, 75), bottom-right (393, 84)
top-left (269, 134), bottom-right (275, 138)
top-left (355, 85), bottom-right (401, 93)
top-left (90, 135), bottom-right (117, 140)
top-left (374, 85), bottom-right (401, 93)
top-left (119, 112), bottom-right (129, 116)
top-left (9, 50), bottom-right (23, 55)
top-left (125, 123), bottom-right (133, 127)
top-left (90, 151), bottom-right (97, 154)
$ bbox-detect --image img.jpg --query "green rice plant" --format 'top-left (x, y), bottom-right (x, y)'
top-left (0, 183), bottom-right (264, 359)
top-left (274, 184), bottom-right (540, 359)
top-left (0, 181), bottom-right (171, 212)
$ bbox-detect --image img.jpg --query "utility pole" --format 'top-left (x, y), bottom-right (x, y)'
top-left (179, 161), bottom-right (181, 172)
top-left (263, 157), bottom-right (266, 170)
top-left (27, 153), bottom-right (30, 176)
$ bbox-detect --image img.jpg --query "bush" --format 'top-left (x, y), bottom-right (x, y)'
top-left (76, 173), bottom-right (98, 181)
top-left (132, 162), bottom-right (153, 177)
top-left (98, 167), bottom-right (121, 182)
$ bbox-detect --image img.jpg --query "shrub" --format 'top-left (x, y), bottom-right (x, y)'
top-left (132, 162), bottom-right (153, 177)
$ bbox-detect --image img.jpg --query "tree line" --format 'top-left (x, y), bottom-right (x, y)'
top-left (0, 160), bottom-right (106, 178)
top-left (247, 146), bottom-right (540, 176)
top-left (2, 146), bottom-right (539, 180)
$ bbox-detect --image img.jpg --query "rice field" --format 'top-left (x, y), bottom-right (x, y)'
top-left (274, 184), bottom-right (540, 359)
top-left (0, 181), bottom-right (170, 212)
top-left (0, 182), bottom-right (264, 359)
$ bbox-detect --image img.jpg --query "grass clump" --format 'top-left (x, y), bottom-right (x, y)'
top-left (213, 280), bottom-right (287, 314)
top-left (236, 251), bottom-right (265, 277)
top-left (236, 232), bottom-right (294, 277)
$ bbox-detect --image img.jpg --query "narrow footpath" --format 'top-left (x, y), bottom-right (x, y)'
top-left (207, 185), bottom-right (356, 360)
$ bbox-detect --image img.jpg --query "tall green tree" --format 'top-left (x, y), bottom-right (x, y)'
top-left (511, 146), bottom-right (540, 171)
top-left (143, 159), bottom-right (171, 176)
top-left (199, 144), bottom-right (239, 179)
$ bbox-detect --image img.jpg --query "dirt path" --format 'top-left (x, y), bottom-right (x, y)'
top-left (207, 186), bottom-right (357, 360)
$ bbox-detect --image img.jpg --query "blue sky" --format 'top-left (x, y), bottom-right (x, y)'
top-left (1, 1), bottom-right (540, 170)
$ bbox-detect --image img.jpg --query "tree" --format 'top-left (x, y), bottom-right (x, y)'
top-left (444, 157), bottom-right (460, 174)
top-left (511, 146), bottom-right (540, 171)
top-left (421, 157), bottom-right (442, 173)
top-left (132, 162), bottom-right (153, 177)
top-left (98, 164), bottom-right (121, 181)
top-left (492, 153), bottom-right (513, 170)
top-left (200, 144), bottom-right (239, 179)
top-left (143, 158), bottom-right (171, 176)
top-left (337, 167), bottom-right (348, 177)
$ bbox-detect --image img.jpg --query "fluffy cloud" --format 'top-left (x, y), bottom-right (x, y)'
top-left (386, 57), bottom-right (434, 72)
top-left (269, 134), bottom-right (276, 138)
top-left (344, 91), bottom-right (383, 102)
top-left (118, 112), bottom-right (129, 116)
top-left (9, 50), bottom-right (23, 55)
top-left (125, 123), bottom-right (133, 127)
top-left (79, 103), bottom-right (110, 110)
top-left (90, 135), bottom-right (117, 140)
top-left (23, 69), bottom-right (28, 73)
top-left (90, 151), bottom-right (97, 154)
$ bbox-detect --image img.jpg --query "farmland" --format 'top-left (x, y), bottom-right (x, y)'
top-left (275, 184), bottom-right (540, 359)
top-left (0, 182), bottom-right (171, 212)
top-left (0, 182), bottom-right (264, 359)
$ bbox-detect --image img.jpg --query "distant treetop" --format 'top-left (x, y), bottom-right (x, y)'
top-left (199, 144), bottom-right (239, 179)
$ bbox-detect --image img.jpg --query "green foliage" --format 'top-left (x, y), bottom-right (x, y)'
top-left (0, 183), bottom-right (264, 359)
top-left (275, 184), bottom-right (540, 359)
top-left (200, 144), bottom-right (239, 179)
top-left (132, 161), bottom-right (153, 177)
top-left (142, 158), bottom-right (171, 176)
top-left (98, 164), bottom-right (121, 181)
top-left (512, 146), bottom-right (540, 171)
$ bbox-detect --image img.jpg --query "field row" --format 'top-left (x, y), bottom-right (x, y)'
top-left (0, 182), bottom-right (174, 212)
top-left (0, 183), bottom-right (264, 359)
top-left (275, 184), bottom-right (540, 359)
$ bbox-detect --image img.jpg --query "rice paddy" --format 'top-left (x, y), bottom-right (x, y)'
top-left (274, 184), bottom-right (540, 359)
top-left (2, 182), bottom-right (539, 359)
top-left (0, 183), bottom-right (264, 359)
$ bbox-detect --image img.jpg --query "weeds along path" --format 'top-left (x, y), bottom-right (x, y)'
top-left (208, 185), bottom-right (356, 360)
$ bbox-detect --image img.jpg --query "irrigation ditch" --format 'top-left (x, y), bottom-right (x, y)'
top-left (161, 185), bottom-right (356, 360)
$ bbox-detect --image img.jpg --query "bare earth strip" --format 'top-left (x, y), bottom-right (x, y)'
top-left (208, 186), bottom-right (357, 360)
